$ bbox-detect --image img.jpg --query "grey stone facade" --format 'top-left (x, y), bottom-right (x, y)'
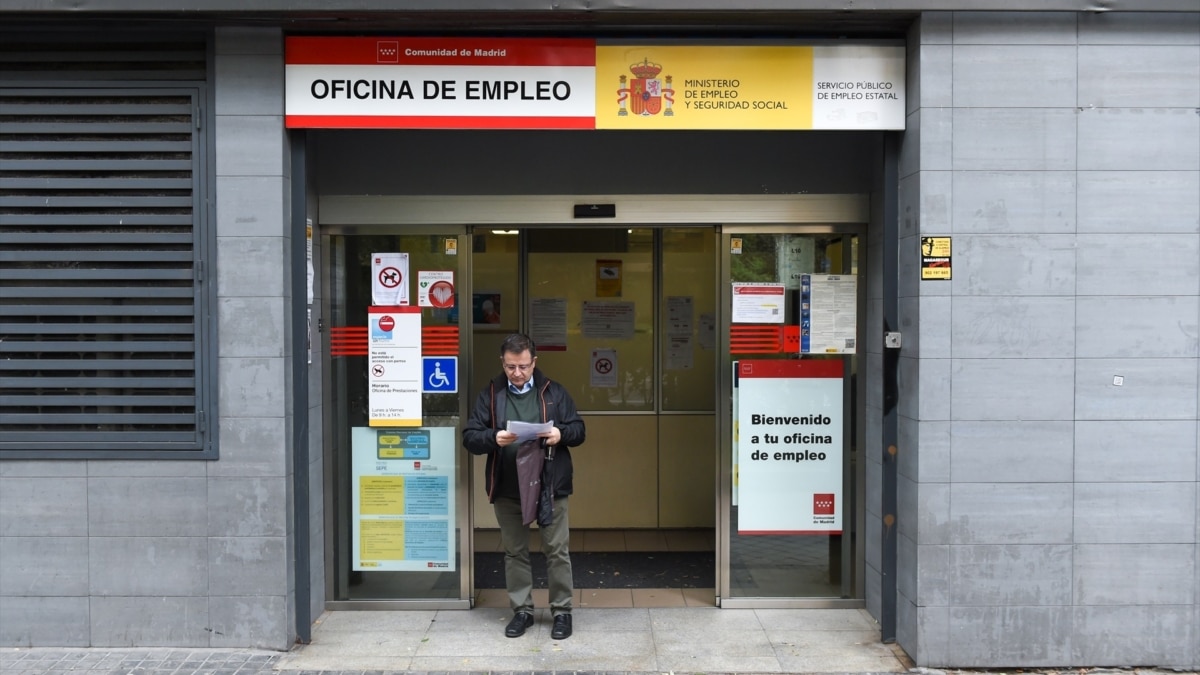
top-left (1, 7), bottom-right (1198, 670)
top-left (895, 11), bottom-right (1199, 669)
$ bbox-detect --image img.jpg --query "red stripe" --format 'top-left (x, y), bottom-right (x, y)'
top-left (286, 37), bottom-right (596, 66)
top-left (738, 359), bottom-right (844, 379)
top-left (286, 115), bottom-right (595, 130)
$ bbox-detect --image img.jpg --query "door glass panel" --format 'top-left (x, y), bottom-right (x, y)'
top-left (661, 228), bottom-right (717, 412)
top-left (469, 231), bottom-right (520, 397)
top-left (528, 228), bottom-right (654, 412)
top-left (726, 231), bottom-right (858, 599)
top-left (329, 233), bottom-right (463, 601)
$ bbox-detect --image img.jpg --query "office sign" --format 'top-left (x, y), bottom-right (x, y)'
top-left (285, 37), bottom-right (596, 128)
top-left (285, 37), bottom-right (904, 130)
top-left (736, 359), bottom-right (843, 534)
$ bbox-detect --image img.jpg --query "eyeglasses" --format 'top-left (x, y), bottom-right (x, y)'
top-left (502, 361), bottom-right (535, 373)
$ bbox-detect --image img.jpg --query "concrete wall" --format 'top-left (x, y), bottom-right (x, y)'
top-left (0, 27), bottom-right (312, 650)
top-left (897, 11), bottom-right (1200, 669)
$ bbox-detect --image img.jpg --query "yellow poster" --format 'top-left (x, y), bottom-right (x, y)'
top-left (921, 237), bottom-right (952, 280)
top-left (360, 519), bottom-right (406, 562)
top-left (359, 475), bottom-right (406, 515)
top-left (595, 259), bottom-right (623, 297)
top-left (596, 46), bottom-right (813, 130)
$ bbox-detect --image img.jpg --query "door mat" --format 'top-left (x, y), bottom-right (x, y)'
top-left (475, 551), bottom-right (715, 589)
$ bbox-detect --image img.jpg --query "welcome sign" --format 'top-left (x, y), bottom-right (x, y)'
top-left (285, 37), bottom-right (904, 130)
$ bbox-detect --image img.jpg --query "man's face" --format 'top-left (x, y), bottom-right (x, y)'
top-left (502, 349), bottom-right (536, 388)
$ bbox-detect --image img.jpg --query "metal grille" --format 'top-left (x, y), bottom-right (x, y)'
top-left (0, 85), bottom-right (213, 457)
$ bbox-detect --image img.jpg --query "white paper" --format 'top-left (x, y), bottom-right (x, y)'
top-left (507, 419), bottom-right (554, 443)
top-left (803, 274), bottom-right (858, 354)
top-left (306, 219), bottom-right (314, 305)
top-left (371, 252), bottom-right (409, 306)
top-left (590, 348), bottom-right (618, 387)
top-left (581, 301), bottom-right (635, 339)
top-left (530, 297), bottom-right (568, 350)
top-left (731, 282), bottom-right (785, 324)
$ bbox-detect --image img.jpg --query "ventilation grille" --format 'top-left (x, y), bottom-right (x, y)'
top-left (0, 86), bottom-right (209, 455)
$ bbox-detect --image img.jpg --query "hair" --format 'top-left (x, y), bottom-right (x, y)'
top-left (499, 332), bottom-right (537, 358)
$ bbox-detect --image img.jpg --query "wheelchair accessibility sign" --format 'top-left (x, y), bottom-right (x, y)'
top-left (423, 357), bottom-right (458, 394)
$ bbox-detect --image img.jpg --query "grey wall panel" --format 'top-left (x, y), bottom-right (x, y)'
top-left (948, 544), bottom-right (1072, 606)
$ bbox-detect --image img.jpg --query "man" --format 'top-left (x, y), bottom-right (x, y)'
top-left (463, 333), bottom-right (586, 639)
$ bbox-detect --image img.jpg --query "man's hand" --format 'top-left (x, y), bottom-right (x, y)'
top-left (496, 430), bottom-right (518, 447)
top-left (538, 426), bottom-right (562, 446)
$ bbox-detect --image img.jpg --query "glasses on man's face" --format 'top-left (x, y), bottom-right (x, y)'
top-left (502, 360), bottom-right (535, 373)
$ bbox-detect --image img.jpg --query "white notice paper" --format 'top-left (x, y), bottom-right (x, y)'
top-left (581, 301), bottom-right (635, 339)
top-left (530, 297), bottom-right (568, 351)
top-left (507, 420), bottom-right (554, 443)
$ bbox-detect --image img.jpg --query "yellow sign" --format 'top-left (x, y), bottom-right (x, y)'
top-left (360, 519), bottom-right (406, 561)
top-left (359, 476), bottom-right (406, 515)
top-left (921, 237), bottom-right (952, 280)
top-left (596, 46), bottom-right (814, 130)
top-left (595, 259), bottom-right (623, 297)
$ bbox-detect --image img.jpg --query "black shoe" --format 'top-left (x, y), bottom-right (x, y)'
top-left (505, 611), bottom-right (534, 638)
top-left (551, 613), bottom-right (572, 640)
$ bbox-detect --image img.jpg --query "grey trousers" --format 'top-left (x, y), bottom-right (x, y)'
top-left (492, 495), bottom-right (573, 616)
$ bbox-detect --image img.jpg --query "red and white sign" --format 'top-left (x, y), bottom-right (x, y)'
top-left (368, 306), bottom-right (423, 427)
top-left (417, 271), bottom-right (455, 309)
top-left (731, 282), bottom-right (786, 324)
top-left (736, 359), bottom-right (843, 534)
top-left (285, 37), bottom-right (596, 129)
top-left (371, 252), bottom-right (409, 306)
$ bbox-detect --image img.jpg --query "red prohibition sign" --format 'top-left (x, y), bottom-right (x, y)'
top-left (378, 315), bottom-right (395, 331)
top-left (378, 266), bottom-right (402, 288)
top-left (594, 358), bottom-right (613, 374)
top-left (371, 364), bottom-right (385, 377)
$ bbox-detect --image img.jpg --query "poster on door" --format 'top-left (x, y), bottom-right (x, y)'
top-left (800, 274), bottom-right (857, 354)
top-left (351, 426), bottom-right (456, 572)
top-left (367, 305), bottom-right (422, 427)
top-left (417, 271), bottom-right (455, 309)
top-left (590, 348), bottom-right (618, 388)
top-left (736, 359), bottom-right (843, 534)
top-left (372, 252), bottom-right (409, 306)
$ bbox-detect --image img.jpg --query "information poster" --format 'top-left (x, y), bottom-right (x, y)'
top-left (736, 359), bottom-right (843, 533)
top-left (351, 426), bottom-right (456, 572)
top-left (417, 271), bottom-right (455, 308)
top-left (530, 297), bottom-right (568, 351)
top-left (801, 274), bottom-right (857, 354)
top-left (581, 301), bottom-right (636, 339)
top-left (731, 283), bottom-right (785, 323)
top-left (666, 296), bottom-right (694, 369)
top-left (368, 306), bottom-right (422, 427)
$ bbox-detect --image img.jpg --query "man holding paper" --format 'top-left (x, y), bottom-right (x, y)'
top-left (463, 333), bottom-right (586, 640)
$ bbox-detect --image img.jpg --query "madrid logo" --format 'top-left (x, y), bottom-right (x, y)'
top-left (617, 58), bottom-right (675, 117)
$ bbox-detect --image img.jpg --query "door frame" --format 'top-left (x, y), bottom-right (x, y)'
top-left (318, 195), bottom-right (870, 609)
top-left (717, 223), bottom-right (867, 609)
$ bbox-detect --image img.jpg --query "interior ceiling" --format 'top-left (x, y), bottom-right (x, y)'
top-left (11, 11), bottom-right (918, 39)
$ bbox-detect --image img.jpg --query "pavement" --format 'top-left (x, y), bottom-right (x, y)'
top-left (4, 606), bottom-right (915, 674)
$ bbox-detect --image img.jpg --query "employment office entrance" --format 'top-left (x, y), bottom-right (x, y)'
top-left (321, 195), bottom-right (866, 610)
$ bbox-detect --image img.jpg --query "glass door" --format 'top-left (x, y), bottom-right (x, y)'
top-left (326, 228), bottom-right (471, 606)
top-left (719, 226), bottom-right (863, 607)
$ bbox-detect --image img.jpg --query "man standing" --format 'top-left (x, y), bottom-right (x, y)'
top-left (463, 333), bottom-right (586, 639)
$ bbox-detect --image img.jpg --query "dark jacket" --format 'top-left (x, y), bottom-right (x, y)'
top-left (462, 368), bottom-right (586, 503)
